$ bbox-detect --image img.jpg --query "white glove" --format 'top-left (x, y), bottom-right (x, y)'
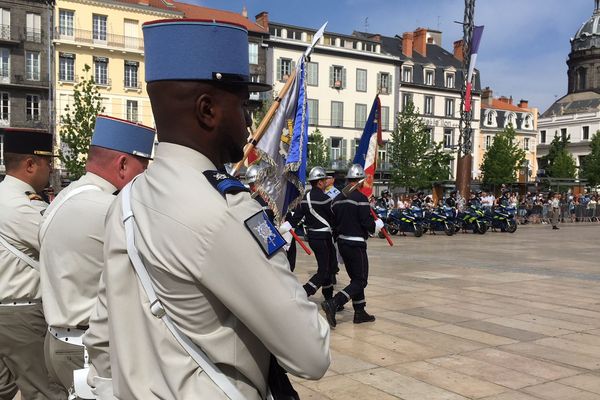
top-left (281, 231), bottom-right (293, 246)
top-left (278, 221), bottom-right (293, 235)
top-left (334, 242), bottom-right (344, 265)
top-left (374, 218), bottom-right (384, 235)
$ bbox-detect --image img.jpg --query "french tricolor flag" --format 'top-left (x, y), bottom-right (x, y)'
top-left (353, 96), bottom-right (382, 198)
top-left (465, 25), bottom-right (484, 113)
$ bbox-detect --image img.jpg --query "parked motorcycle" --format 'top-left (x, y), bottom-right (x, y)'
top-left (458, 205), bottom-right (488, 234)
top-left (424, 207), bottom-right (456, 236)
top-left (380, 206), bottom-right (424, 238)
top-left (484, 205), bottom-right (517, 233)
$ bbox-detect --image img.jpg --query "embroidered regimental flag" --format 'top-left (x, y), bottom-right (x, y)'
top-left (352, 96), bottom-right (382, 198)
top-left (465, 25), bottom-right (484, 113)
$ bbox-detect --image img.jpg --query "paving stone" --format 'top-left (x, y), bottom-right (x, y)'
top-left (457, 320), bottom-right (547, 342)
top-left (522, 381), bottom-right (600, 400)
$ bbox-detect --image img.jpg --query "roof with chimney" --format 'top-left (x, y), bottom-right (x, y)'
top-left (541, 91), bottom-right (600, 118)
top-left (173, 2), bottom-right (268, 33)
top-left (482, 98), bottom-right (526, 112)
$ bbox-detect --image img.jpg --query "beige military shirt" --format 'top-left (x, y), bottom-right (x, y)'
top-left (0, 175), bottom-right (47, 302)
top-left (39, 172), bottom-right (116, 328)
top-left (101, 143), bottom-right (330, 399)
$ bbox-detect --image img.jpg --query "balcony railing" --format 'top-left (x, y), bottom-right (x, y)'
top-left (0, 24), bottom-right (12, 41)
top-left (93, 77), bottom-right (111, 87)
top-left (25, 29), bottom-right (42, 43)
top-left (124, 80), bottom-right (141, 89)
top-left (55, 27), bottom-right (144, 51)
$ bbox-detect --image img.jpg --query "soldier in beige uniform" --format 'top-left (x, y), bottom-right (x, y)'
top-left (97, 19), bottom-right (330, 399)
top-left (39, 116), bottom-right (155, 398)
top-left (0, 130), bottom-right (64, 400)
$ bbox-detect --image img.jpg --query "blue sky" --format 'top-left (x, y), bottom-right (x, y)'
top-left (183, 0), bottom-right (592, 112)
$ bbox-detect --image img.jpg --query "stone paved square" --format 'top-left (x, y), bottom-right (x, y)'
top-left (292, 224), bottom-right (600, 399)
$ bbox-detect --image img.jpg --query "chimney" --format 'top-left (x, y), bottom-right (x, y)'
top-left (453, 39), bottom-right (464, 61)
top-left (402, 32), bottom-right (413, 58)
top-left (255, 11), bottom-right (269, 30)
top-left (242, 5), bottom-right (248, 18)
top-left (482, 86), bottom-right (493, 106)
top-left (518, 99), bottom-right (529, 109)
top-left (498, 96), bottom-right (513, 105)
top-left (413, 27), bottom-right (427, 56)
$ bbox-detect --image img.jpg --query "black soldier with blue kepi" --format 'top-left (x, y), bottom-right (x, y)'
top-left (287, 166), bottom-right (337, 301)
top-left (0, 129), bottom-right (64, 400)
top-left (39, 115), bottom-right (155, 399)
top-left (96, 19), bottom-right (330, 399)
top-left (322, 164), bottom-right (384, 328)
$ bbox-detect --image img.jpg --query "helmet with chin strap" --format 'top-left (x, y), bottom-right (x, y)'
top-left (346, 164), bottom-right (366, 179)
top-left (308, 166), bottom-right (331, 182)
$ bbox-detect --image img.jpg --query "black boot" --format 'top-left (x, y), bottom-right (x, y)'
top-left (353, 309), bottom-right (376, 324)
top-left (321, 299), bottom-right (337, 328)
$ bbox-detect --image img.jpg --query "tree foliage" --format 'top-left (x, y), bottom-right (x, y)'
top-left (389, 102), bottom-right (449, 190)
top-left (307, 129), bottom-right (330, 170)
top-left (544, 134), bottom-right (577, 179)
top-left (581, 131), bottom-right (600, 187)
top-left (480, 125), bottom-right (526, 187)
top-left (59, 64), bottom-right (105, 179)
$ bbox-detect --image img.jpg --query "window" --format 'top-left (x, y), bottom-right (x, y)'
top-left (124, 19), bottom-right (138, 49)
top-left (356, 68), bottom-right (367, 92)
top-left (0, 92), bottom-right (8, 124)
top-left (248, 42), bottom-right (258, 65)
top-left (378, 141), bottom-right (387, 165)
top-left (330, 137), bottom-right (343, 160)
top-left (561, 128), bottom-right (567, 140)
top-left (307, 99), bottom-right (318, 125)
top-left (59, 54), bottom-right (75, 82)
top-left (506, 113), bottom-right (516, 127)
top-left (402, 92), bottom-right (413, 110)
top-left (276, 58), bottom-right (292, 82)
top-left (377, 72), bottom-right (391, 94)
top-left (583, 126), bottom-right (590, 140)
top-left (445, 72), bottom-right (455, 88)
top-left (486, 111), bottom-right (494, 126)
top-left (402, 66), bottom-right (412, 83)
top-left (445, 98), bottom-right (454, 117)
top-left (93, 14), bottom-right (107, 42)
top-left (381, 106), bottom-right (389, 131)
top-left (444, 129), bottom-right (453, 148)
top-left (485, 135), bottom-right (492, 149)
top-left (424, 96), bottom-right (434, 115)
top-left (59, 10), bottom-right (74, 37)
top-left (124, 61), bottom-right (139, 88)
top-left (355, 103), bottom-right (367, 128)
top-left (25, 51), bottom-right (40, 81)
top-left (306, 62), bottom-right (318, 86)
top-left (425, 69), bottom-right (435, 85)
top-left (126, 100), bottom-right (138, 122)
top-left (424, 128), bottom-right (432, 144)
top-left (330, 65), bottom-right (345, 89)
top-left (94, 57), bottom-right (108, 85)
top-left (331, 101), bottom-right (343, 127)
top-left (0, 48), bottom-right (9, 82)
top-left (0, 8), bottom-right (10, 40)
top-left (524, 138), bottom-right (530, 151)
top-left (540, 130), bottom-right (546, 144)
top-left (523, 114), bottom-right (533, 129)
top-left (26, 94), bottom-right (40, 121)
top-left (26, 13), bottom-right (41, 42)
top-left (578, 68), bottom-right (587, 91)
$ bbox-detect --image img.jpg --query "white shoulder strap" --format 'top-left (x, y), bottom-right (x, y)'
top-left (120, 179), bottom-right (246, 400)
top-left (0, 234), bottom-right (40, 271)
top-left (306, 191), bottom-right (331, 229)
top-left (39, 185), bottom-right (102, 241)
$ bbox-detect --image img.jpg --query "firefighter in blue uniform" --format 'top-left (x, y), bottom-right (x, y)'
top-left (322, 164), bottom-right (384, 328)
top-left (289, 166), bottom-right (336, 299)
top-left (245, 165), bottom-right (275, 223)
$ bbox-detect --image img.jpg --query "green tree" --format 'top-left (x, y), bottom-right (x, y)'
top-left (544, 134), bottom-right (577, 178)
top-left (389, 102), bottom-right (430, 190)
top-left (59, 64), bottom-right (105, 179)
top-left (581, 132), bottom-right (600, 187)
top-left (252, 95), bottom-right (273, 129)
top-left (307, 129), bottom-right (330, 169)
top-left (423, 141), bottom-right (454, 185)
top-left (480, 125), bottom-right (526, 187)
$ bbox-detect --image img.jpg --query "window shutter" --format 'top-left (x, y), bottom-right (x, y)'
top-left (342, 67), bottom-right (347, 89)
top-left (377, 72), bottom-right (381, 91)
top-left (329, 137), bottom-right (334, 159)
top-left (387, 75), bottom-right (392, 93)
top-left (342, 139), bottom-right (347, 161)
top-left (276, 58), bottom-right (282, 81)
top-left (291, 60), bottom-right (296, 73)
top-left (329, 66), bottom-right (334, 87)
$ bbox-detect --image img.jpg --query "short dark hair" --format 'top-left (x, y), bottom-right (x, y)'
top-left (4, 152), bottom-right (34, 173)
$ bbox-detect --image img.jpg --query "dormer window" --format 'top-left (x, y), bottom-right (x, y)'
top-left (424, 69), bottom-right (435, 85)
top-left (505, 112), bottom-right (517, 128)
top-left (523, 114), bottom-right (533, 130)
top-left (484, 110), bottom-right (497, 127)
top-left (402, 66), bottom-right (412, 83)
top-left (445, 72), bottom-right (455, 88)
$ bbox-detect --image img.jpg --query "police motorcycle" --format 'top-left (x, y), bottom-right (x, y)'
top-left (424, 206), bottom-right (456, 236)
top-left (458, 200), bottom-right (488, 234)
top-left (380, 206), bottom-right (424, 238)
top-left (485, 204), bottom-right (517, 233)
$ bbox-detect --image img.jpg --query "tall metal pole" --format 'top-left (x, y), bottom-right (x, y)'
top-left (456, 0), bottom-right (476, 199)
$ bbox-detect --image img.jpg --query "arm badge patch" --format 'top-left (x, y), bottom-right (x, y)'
top-left (244, 210), bottom-right (286, 258)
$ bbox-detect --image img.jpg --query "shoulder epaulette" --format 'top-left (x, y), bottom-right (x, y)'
top-left (203, 170), bottom-right (249, 198)
top-left (25, 191), bottom-right (43, 202)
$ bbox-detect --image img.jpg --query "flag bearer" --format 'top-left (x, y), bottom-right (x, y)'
top-left (322, 164), bottom-right (383, 328)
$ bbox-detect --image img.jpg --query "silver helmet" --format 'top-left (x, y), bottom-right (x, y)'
top-left (245, 165), bottom-right (261, 184)
top-left (308, 166), bottom-right (331, 182)
top-left (346, 164), bottom-right (366, 179)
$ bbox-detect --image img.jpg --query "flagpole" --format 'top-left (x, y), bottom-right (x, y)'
top-left (231, 68), bottom-right (298, 176)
